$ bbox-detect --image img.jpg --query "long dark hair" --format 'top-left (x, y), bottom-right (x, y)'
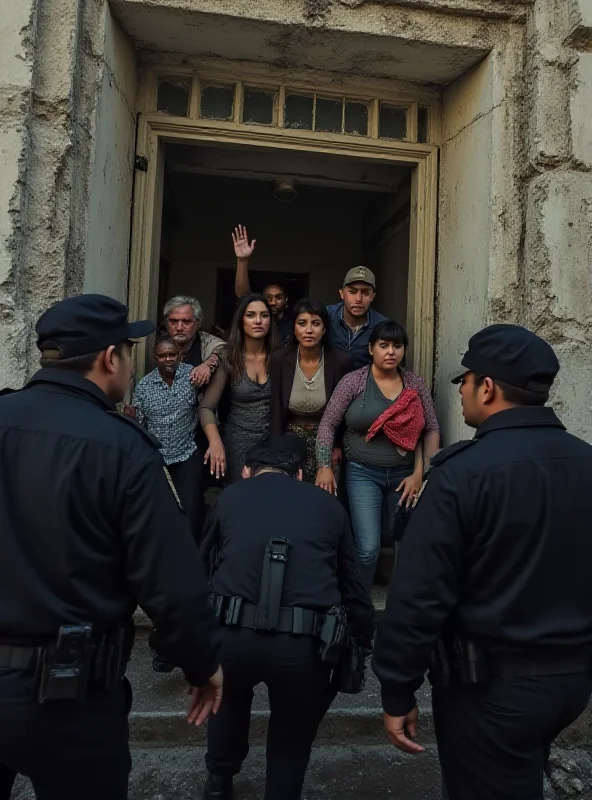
top-left (290, 298), bottom-right (331, 347)
top-left (225, 293), bottom-right (277, 381)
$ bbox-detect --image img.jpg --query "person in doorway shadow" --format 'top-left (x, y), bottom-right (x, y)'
top-left (232, 225), bottom-right (292, 346)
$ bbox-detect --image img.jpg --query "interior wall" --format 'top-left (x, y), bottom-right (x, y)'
top-left (373, 224), bottom-right (410, 328)
top-left (83, 8), bottom-right (138, 301)
top-left (366, 186), bottom-right (411, 328)
top-left (164, 173), bottom-right (367, 330)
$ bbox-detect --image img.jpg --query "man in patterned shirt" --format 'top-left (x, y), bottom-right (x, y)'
top-left (132, 338), bottom-right (202, 542)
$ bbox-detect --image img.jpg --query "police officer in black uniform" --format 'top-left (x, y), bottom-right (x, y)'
top-left (201, 434), bottom-right (375, 800)
top-left (0, 294), bottom-right (222, 800)
top-left (373, 324), bottom-right (592, 800)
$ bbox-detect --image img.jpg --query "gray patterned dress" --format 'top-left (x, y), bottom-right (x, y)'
top-left (199, 365), bottom-right (271, 484)
top-left (224, 373), bottom-right (271, 483)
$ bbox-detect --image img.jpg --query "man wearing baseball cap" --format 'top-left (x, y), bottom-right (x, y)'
top-left (0, 294), bottom-right (222, 799)
top-left (325, 265), bottom-right (387, 369)
top-left (374, 324), bottom-right (592, 799)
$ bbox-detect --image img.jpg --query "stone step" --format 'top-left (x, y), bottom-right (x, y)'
top-left (127, 631), bottom-right (435, 747)
top-left (13, 744), bottom-right (444, 800)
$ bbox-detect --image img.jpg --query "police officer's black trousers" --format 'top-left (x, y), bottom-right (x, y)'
top-left (433, 671), bottom-right (592, 800)
top-left (205, 628), bottom-right (337, 800)
top-left (0, 670), bottom-right (132, 800)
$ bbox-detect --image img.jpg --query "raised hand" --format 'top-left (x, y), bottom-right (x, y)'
top-left (232, 225), bottom-right (256, 260)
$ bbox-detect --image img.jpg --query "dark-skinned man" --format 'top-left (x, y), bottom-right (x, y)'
top-left (373, 324), bottom-right (592, 800)
top-left (0, 295), bottom-right (222, 800)
top-left (232, 225), bottom-right (385, 367)
top-left (133, 337), bottom-right (203, 544)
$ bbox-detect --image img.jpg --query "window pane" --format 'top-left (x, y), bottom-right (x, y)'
top-left (285, 94), bottom-right (313, 130)
top-left (418, 107), bottom-right (429, 143)
top-left (344, 102), bottom-right (368, 136)
top-left (157, 77), bottom-right (190, 116)
top-left (243, 88), bottom-right (275, 125)
top-left (200, 85), bottom-right (234, 120)
top-left (315, 97), bottom-right (342, 133)
top-left (379, 105), bottom-right (407, 140)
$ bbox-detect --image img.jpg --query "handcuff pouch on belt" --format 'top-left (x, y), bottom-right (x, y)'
top-left (35, 622), bottom-right (132, 704)
top-left (429, 633), bottom-right (489, 689)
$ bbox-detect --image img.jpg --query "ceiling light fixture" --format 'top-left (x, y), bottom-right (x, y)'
top-left (273, 178), bottom-right (298, 203)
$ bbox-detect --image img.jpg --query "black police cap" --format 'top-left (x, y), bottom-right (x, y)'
top-left (36, 294), bottom-right (155, 359)
top-left (245, 434), bottom-right (308, 473)
top-left (451, 324), bottom-right (559, 393)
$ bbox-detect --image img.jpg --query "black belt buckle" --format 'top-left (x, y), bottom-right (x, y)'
top-left (268, 538), bottom-right (289, 564)
top-left (225, 597), bottom-right (243, 626)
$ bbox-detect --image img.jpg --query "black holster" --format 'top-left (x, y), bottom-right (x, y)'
top-left (332, 637), bottom-right (367, 695)
top-left (318, 606), bottom-right (349, 665)
top-left (35, 622), bottom-right (133, 704)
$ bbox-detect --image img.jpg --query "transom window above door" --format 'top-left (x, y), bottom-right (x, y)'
top-left (154, 74), bottom-right (433, 144)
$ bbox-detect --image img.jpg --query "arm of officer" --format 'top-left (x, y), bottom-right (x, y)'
top-left (120, 452), bottom-right (220, 687)
top-left (372, 464), bottom-right (463, 719)
top-left (337, 510), bottom-right (375, 643)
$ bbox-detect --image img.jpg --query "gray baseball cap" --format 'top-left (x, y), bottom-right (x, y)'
top-left (343, 266), bottom-right (376, 289)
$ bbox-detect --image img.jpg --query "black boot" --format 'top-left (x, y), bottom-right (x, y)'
top-left (152, 655), bottom-right (175, 673)
top-left (203, 773), bottom-right (233, 800)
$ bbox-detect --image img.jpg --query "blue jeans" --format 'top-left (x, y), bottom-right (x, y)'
top-left (346, 460), bottom-right (413, 588)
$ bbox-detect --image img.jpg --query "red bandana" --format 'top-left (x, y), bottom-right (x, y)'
top-left (365, 388), bottom-right (425, 452)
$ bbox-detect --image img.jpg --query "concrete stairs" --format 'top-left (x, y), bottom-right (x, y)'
top-left (12, 588), bottom-right (592, 799)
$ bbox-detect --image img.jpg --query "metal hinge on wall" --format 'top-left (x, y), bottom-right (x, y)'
top-left (134, 155), bottom-right (148, 172)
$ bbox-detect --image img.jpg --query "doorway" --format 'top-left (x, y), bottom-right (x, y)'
top-left (156, 141), bottom-right (413, 339)
top-left (128, 116), bottom-right (437, 383)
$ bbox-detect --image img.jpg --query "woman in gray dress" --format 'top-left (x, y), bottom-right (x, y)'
top-left (199, 293), bottom-right (277, 484)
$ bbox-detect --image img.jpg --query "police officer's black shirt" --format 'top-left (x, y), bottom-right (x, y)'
top-left (373, 406), bottom-right (592, 716)
top-left (0, 369), bottom-right (219, 686)
top-left (202, 472), bottom-right (375, 641)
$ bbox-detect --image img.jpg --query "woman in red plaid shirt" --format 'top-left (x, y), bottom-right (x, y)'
top-left (315, 320), bottom-right (440, 589)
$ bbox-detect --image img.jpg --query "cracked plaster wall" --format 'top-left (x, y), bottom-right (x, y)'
top-left (0, 0), bottom-right (137, 388)
top-left (435, 0), bottom-right (592, 444)
top-left (522, 0), bottom-right (592, 441)
top-left (83, 9), bottom-right (138, 301)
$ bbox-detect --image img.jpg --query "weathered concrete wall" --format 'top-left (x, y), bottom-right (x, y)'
top-left (0, 0), bottom-right (138, 389)
top-left (523, 0), bottom-right (592, 441)
top-left (83, 8), bottom-right (138, 302)
top-left (0, 0), bottom-right (37, 389)
top-left (436, 0), bottom-right (592, 445)
top-left (434, 28), bottom-right (524, 444)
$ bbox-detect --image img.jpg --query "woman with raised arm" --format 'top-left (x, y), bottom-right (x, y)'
top-left (315, 320), bottom-right (440, 589)
top-left (270, 299), bottom-right (353, 483)
top-left (199, 294), bottom-right (277, 484)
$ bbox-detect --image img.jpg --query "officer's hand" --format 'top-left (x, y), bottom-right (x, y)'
top-left (204, 441), bottom-right (226, 479)
top-left (187, 666), bottom-right (224, 727)
top-left (190, 363), bottom-right (212, 388)
top-left (384, 708), bottom-right (425, 754)
top-left (396, 473), bottom-right (423, 508)
top-left (316, 466), bottom-right (337, 494)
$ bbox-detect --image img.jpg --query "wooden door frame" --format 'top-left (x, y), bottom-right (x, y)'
top-left (128, 114), bottom-right (438, 384)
